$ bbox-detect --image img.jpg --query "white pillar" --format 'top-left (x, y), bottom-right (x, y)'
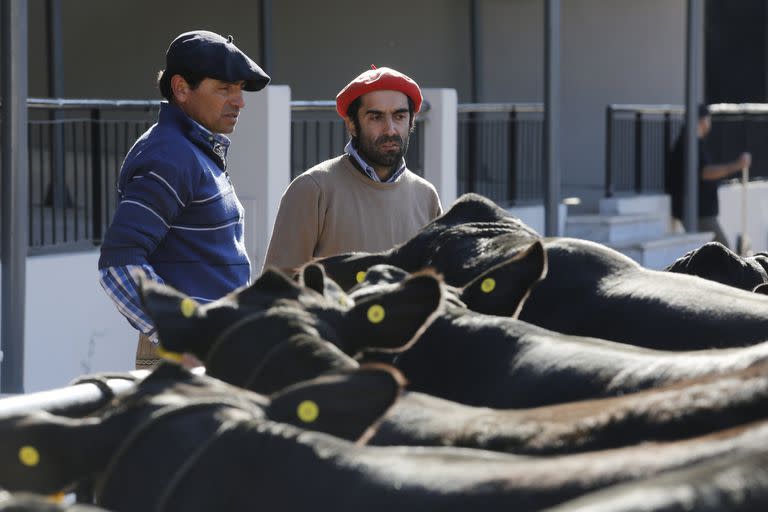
top-left (226, 85), bottom-right (291, 277)
top-left (422, 88), bottom-right (458, 209)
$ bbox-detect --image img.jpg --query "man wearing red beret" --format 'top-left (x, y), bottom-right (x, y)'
top-left (263, 66), bottom-right (443, 275)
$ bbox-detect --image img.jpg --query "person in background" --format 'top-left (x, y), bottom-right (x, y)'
top-left (264, 65), bottom-right (442, 275)
top-left (98, 30), bottom-right (270, 369)
top-left (666, 103), bottom-right (751, 247)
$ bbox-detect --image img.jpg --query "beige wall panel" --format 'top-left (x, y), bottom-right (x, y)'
top-left (272, 0), bottom-right (472, 100)
top-left (58, 0), bottom-right (262, 99)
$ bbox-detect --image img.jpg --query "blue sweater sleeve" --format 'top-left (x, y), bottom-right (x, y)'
top-left (99, 158), bottom-right (195, 268)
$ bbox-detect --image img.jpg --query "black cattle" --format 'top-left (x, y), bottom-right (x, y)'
top-left (10, 363), bottom-right (768, 512)
top-left (181, 306), bottom-right (768, 456)
top-left (0, 363), bottom-right (403, 500)
top-left (143, 265), bottom-right (768, 453)
top-left (143, 264), bottom-right (768, 409)
top-left (339, 265), bottom-right (768, 408)
top-left (90, 418), bottom-right (768, 511)
top-left (141, 267), bottom-right (443, 365)
top-left (666, 241), bottom-right (768, 292)
top-left (316, 193), bottom-right (768, 350)
top-left (544, 447), bottom-right (768, 512)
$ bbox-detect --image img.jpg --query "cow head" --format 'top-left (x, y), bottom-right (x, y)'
top-left (665, 242), bottom-right (768, 291)
top-left (348, 241), bottom-right (547, 319)
top-left (141, 270), bottom-right (443, 364)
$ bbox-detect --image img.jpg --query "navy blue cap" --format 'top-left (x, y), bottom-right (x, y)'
top-left (164, 30), bottom-right (270, 91)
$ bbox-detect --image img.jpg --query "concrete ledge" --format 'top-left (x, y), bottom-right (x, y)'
top-left (566, 214), bottom-right (667, 243)
top-left (599, 194), bottom-right (671, 217)
top-left (607, 232), bottom-right (714, 270)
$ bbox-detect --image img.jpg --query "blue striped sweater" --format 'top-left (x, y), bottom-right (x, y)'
top-left (99, 102), bottom-right (250, 307)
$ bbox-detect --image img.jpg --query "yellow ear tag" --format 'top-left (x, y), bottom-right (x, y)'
top-left (367, 304), bottom-right (385, 324)
top-left (297, 400), bottom-right (319, 423)
top-left (339, 295), bottom-right (348, 307)
top-left (156, 345), bottom-right (184, 363)
top-left (355, 271), bottom-right (366, 284)
top-left (19, 446), bottom-right (39, 467)
top-left (480, 278), bottom-right (496, 293)
top-left (180, 298), bottom-right (198, 318)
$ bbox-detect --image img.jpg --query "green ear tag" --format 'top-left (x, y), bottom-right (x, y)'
top-left (480, 278), bottom-right (496, 293)
top-left (356, 271), bottom-right (366, 284)
top-left (297, 400), bottom-right (319, 423)
top-left (367, 304), bottom-right (385, 324)
top-left (180, 298), bottom-right (198, 318)
top-left (19, 446), bottom-right (39, 467)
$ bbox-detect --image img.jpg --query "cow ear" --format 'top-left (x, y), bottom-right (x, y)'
top-left (265, 364), bottom-right (405, 445)
top-left (299, 263), bottom-right (326, 295)
top-left (298, 263), bottom-right (352, 308)
top-left (459, 240), bottom-right (547, 318)
top-left (340, 273), bottom-right (442, 354)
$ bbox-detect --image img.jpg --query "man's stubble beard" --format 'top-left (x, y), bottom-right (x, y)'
top-left (356, 131), bottom-right (411, 169)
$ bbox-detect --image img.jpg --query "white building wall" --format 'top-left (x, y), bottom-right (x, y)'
top-left (1, 252), bottom-right (136, 392)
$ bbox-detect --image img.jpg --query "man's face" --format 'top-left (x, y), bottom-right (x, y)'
top-left (345, 90), bottom-right (412, 175)
top-left (174, 77), bottom-right (246, 134)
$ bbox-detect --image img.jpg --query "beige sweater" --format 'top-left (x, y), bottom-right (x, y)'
top-left (263, 155), bottom-right (442, 273)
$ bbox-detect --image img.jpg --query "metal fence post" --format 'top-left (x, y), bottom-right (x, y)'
top-left (605, 105), bottom-right (614, 198)
top-left (663, 112), bottom-right (672, 189)
top-left (634, 111), bottom-right (644, 193)
top-left (1, 0), bottom-right (29, 393)
top-left (507, 109), bottom-right (518, 203)
top-left (90, 108), bottom-right (103, 244)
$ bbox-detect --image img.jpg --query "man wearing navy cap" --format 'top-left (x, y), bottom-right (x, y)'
top-left (264, 66), bottom-right (442, 275)
top-left (98, 30), bottom-right (270, 368)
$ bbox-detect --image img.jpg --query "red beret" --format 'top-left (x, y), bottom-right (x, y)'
top-left (336, 65), bottom-right (423, 119)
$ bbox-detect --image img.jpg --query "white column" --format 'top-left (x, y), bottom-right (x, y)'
top-left (226, 85), bottom-right (292, 277)
top-left (422, 88), bottom-right (458, 209)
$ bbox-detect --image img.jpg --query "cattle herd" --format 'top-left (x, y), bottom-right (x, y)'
top-left (2, 193), bottom-right (768, 511)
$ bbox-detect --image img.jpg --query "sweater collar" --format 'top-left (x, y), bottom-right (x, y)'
top-left (159, 101), bottom-right (231, 169)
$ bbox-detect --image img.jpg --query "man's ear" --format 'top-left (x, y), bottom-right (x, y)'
top-left (459, 240), bottom-right (547, 318)
top-left (343, 115), bottom-right (357, 138)
top-left (170, 74), bottom-right (190, 103)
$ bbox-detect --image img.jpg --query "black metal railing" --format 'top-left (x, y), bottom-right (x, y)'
top-left (458, 103), bottom-right (544, 205)
top-left (0, 99), bottom-right (160, 253)
top-left (604, 104), bottom-right (683, 198)
top-left (605, 103), bottom-right (768, 198)
top-left (290, 100), bottom-right (425, 180)
top-left (707, 103), bottom-right (768, 180)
